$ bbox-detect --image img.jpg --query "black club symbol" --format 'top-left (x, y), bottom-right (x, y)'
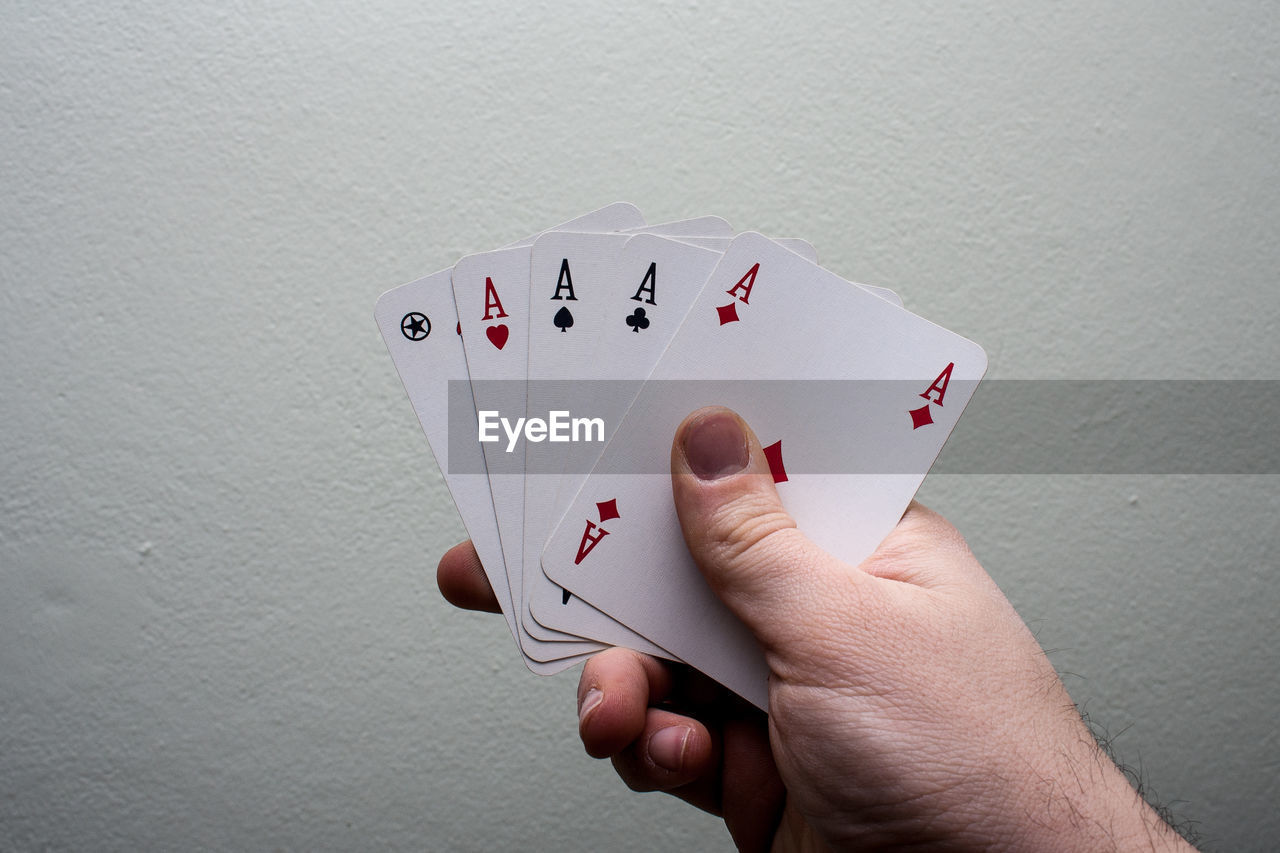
top-left (625, 307), bottom-right (650, 333)
top-left (401, 312), bottom-right (431, 341)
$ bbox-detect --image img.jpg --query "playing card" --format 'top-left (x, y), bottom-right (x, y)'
top-left (620, 215), bottom-right (734, 238)
top-left (541, 232), bottom-right (987, 707)
top-left (523, 231), bottom-right (888, 649)
top-left (454, 242), bottom-right (614, 661)
top-left (526, 235), bottom-right (721, 642)
top-left (374, 202), bottom-right (643, 673)
top-left (673, 236), bottom-right (909, 307)
top-left (514, 231), bottom-right (690, 657)
top-left (524, 234), bottom-right (724, 649)
top-left (676, 235), bottom-right (818, 263)
top-left (454, 219), bottom-right (732, 662)
top-left (528, 233), bottom-right (902, 639)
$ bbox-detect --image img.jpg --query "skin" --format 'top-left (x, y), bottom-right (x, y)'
top-left (438, 407), bottom-right (1196, 852)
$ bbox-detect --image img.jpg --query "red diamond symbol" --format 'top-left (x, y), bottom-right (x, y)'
top-left (596, 498), bottom-right (620, 523)
top-left (909, 405), bottom-right (934, 430)
top-left (716, 302), bottom-right (740, 325)
top-left (762, 440), bottom-right (788, 484)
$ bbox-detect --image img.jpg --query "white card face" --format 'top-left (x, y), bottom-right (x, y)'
top-left (510, 218), bottom-right (733, 653)
top-left (523, 233), bottom-right (664, 652)
top-left (527, 235), bottom-right (722, 642)
top-left (675, 235), bottom-right (817, 263)
top-left (672, 236), bottom-right (904, 307)
top-left (619, 215), bottom-right (734, 238)
top-left (542, 232), bottom-right (988, 707)
top-left (453, 219), bottom-right (730, 662)
top-left (453, 244), bottom-right (606, 662)
top-left (376, 267), bottom-right (514, 632)
top-left (375, 203), bottom-right (643, 674)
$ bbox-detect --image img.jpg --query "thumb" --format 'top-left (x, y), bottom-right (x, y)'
top-left (670, 407), bottom-right (867, 653)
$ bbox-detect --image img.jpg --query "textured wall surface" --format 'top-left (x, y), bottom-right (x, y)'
top-left (2, 2), bottom-right (1277, 850)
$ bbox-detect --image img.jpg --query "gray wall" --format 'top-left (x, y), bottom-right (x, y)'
top-left (2, 2), bottom-right (1276, 850)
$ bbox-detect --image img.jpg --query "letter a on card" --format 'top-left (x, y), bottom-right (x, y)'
top-left (574, 499), bottom-right (620, 565)
top-left (716, 262), bottom-right (759, 325)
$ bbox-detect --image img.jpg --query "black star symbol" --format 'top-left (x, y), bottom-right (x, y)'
top-left (401, 312), bottom-right (430, 341)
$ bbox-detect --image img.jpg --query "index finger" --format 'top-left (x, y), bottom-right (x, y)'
top-left (437, 540), bottom-right (502, 613)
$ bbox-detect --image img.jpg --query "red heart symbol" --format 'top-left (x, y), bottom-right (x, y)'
top-left (486, 324), bottom-right (509, 350)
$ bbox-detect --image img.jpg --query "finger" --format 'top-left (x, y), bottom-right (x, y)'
top-left (608, 706), bottom-right (717, 800)
top-left (720, 716), bottom-right (786, 853)
top-left (607, 705), bottom-right (782, 830)
top-left (578, 650), bottom-right (723, 809)
top-left (436, 541), bottom-right (501, 613)
top-left (577, 648), bottom-right (674, 758)
top-left (670, 407), bottom-right (868, 651)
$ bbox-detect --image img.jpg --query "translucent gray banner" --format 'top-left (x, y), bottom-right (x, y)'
top-left (447, 380), bottom-right (1280, 475)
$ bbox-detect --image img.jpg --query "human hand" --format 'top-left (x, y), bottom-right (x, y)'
top-left (438, 406), bottom-right (1195, 852)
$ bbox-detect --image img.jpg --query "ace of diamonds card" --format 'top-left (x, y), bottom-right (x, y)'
top-left (541, 232), bottom-right (987, 708)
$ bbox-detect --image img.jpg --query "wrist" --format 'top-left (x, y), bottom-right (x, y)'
top-left (1004, 734), bottom-right (1196, 853)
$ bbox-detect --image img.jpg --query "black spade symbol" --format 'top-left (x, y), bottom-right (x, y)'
top-left (625, 307), bottom-right (650, 333)
top-left (553, 305), bottom-right (574, 332)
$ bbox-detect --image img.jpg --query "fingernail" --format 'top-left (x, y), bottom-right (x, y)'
top-left (682, 411), bottom-right (748, 480)
top-left (647, 726), bottom-right (690, 772)
top-left (578, 688), bottom-right (603, 724)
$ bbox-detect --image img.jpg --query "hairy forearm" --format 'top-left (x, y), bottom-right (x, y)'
top-left (1006, 723), bottom-right (1197, 853)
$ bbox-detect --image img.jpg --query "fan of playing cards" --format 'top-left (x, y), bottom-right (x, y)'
top-left (375, 203), bottom-right (987, 709)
